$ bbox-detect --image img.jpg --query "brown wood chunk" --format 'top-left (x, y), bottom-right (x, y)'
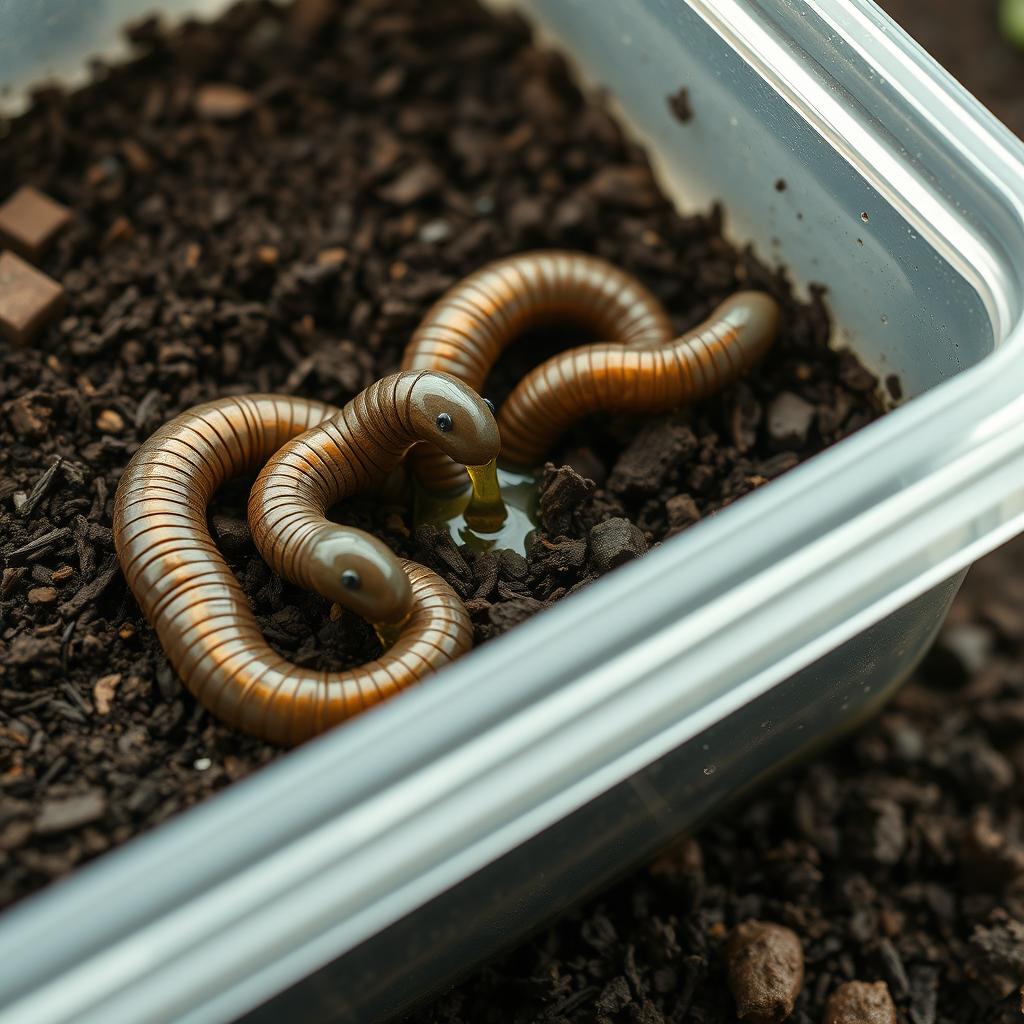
top-left (0, 186), bottom-right (72, 259)
top-left (0, 251), bottom-right (66, 346)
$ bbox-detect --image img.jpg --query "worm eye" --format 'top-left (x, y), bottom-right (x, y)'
top-left (436, 412), bottom-right (453, 432)
top-left (483, 398), bottom-right (495, 414)
top-left (340, 569), bottom-right (361, 591)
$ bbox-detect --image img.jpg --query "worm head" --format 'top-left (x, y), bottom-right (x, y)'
top-left (309, 527), bottom-right (413, 626)
top-left (409, 370), bottom-right (501, 470)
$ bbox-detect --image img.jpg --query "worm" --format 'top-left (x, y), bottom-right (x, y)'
top-left (112, 385), bottom-right (486, 747)
top-left (401, 250), bottom-right (673, 492)
top-left (497, 291), bottom-right (781, 467)
top-left (248, 369), bottom-right (500, 610)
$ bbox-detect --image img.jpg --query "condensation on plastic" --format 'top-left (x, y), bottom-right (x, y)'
top-left (1, 2), bottom-right (1024, 1023)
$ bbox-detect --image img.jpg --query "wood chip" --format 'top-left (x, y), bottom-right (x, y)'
top-left (194, 83), bottom-right (256, 120)
top-left (316, 247), bottom-right (348, 266)
top-left (93, 674), bottom-right (122, 715)
top-left (96, 409), bottom-right (125, 433)
top-left (102, 215), bottom-right (135, 248)
top-left (0, 251), bottom-right (66, 346)
top-left (0, 186), bottom-right (72, 259)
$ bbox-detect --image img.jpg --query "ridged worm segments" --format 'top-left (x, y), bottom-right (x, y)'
top-left (113, 371), bottom-right (499, 746)
top-left (497, 291), bottom-right (782, 468)
top-left (401, 250), bottom-right (674, 493)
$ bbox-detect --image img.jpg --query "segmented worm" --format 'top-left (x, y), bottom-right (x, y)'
top-left (112, 384), bottom-right (486, 746)
top-left (498, 291), bottom-right (781, 467)
top-left (401, 250), bottom-right (672, 492)
top-left (248, 369), bottom-right (500, 608)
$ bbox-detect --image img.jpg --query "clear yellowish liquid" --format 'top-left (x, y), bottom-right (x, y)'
top-left (465, 459), bottom-right (508, 533)
top-left (414, 464), bottom-right (537, 555)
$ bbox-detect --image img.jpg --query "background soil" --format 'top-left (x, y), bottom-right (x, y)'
top-left (412, 4), bottom-right (1024, 1023)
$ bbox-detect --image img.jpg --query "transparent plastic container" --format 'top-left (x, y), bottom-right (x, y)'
top-left (2, 1), bottom-right (1024, 1022)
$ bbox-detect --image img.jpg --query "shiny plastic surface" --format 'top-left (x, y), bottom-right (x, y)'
top-left (2, 2), bottom-right (1024, 1022)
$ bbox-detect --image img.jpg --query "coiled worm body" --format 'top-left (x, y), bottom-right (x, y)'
top-left (498, 291), bottom-right (781, 467)
top-left (113, 386), bottom-right (484, 746)
top-left (401, 250), bottom-right (672, 492)
top-left (248, 369), bottom-right (500, 614)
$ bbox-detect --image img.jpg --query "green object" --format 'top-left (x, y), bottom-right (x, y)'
top-left (1000, 0), bottom-right (1024, 50)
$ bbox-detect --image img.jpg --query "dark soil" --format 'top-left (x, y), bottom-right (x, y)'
top-left (410, 4), bottom-right (1024, 1023)
top-left (0, 0), bottom-right (881, 913)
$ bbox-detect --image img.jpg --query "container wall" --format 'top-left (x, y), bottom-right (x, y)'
top-left (514, 0), bottom-right (1002, 398)
top-left (245, 576), bottom-right (962, 1024)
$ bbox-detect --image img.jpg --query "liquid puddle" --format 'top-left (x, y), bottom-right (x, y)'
top-left (415, 464), bottom-right (537, 554)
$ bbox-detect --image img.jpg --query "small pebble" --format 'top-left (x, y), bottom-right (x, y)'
top-left (419, 219), bottom-right (452, 244)
top-left (0, 185), bottom-right (72, 259)
top-left (27, 586), bottom-right (57, 605)
top-left (725, 920), bottom-right (805, 1024)
top-left (120, 139), bottom-right (153, 174)
top-left (940, 621), bottom-right (993, 674)
top-left (666, 493), bottom-right (701, 532)
top-left (96, 409), bottom-right (125, 433)
top-left (34, 791), bottom-right (106, 835)
top-left (378, 161), bottom-right (443, 205)
top-left (316, 247), bottom-right (348, 266)
top-left (194, 83), bottom-right (256, 120)
top-left (102, 216), bottom-right (135, 248)
top-left (768, 392), bottom-right (815, 449)
top-left (93, 673), bottom-right (122, 716)
top-left (823, 981), bottom-right (897, 1024)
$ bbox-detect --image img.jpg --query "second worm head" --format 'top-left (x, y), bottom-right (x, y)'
top-left (248, 369), bottom-right (500, 623)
